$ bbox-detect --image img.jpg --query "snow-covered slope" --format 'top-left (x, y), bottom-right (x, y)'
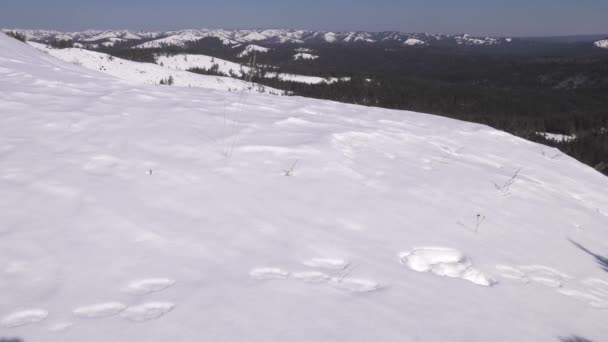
top-left (156, 53), bottom-right (343, 84)
top-left (237, 44), bottom-right (270, 57)
top-left (27, 42), bottom-right (282, 94)
top-left (594, 39), bottom-right (608, 49)
top-left (1, 33), bottom-right (608, 342)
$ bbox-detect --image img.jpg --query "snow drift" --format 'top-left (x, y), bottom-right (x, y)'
top-left (1, 33), bottom-right (608, 342)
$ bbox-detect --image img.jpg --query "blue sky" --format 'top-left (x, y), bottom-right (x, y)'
top-left (2, 0), bottom-right (607, 36)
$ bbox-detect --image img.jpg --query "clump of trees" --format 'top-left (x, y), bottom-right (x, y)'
top-left (5, 31), bottom-right (27, 42)
top-left (159, 75), bottom-right (174, 85)
top-left (188, 64), bottom-right (223, 76)
top-left (50, 39), bottom-right (74, 49)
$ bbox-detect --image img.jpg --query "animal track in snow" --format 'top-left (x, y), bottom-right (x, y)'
top-left (1, 309), bottom-right (48, 328)
top-left (73, 302), bottom-right (126, 318)
top-left (292, 271), bottom-right (331, 283)
top-left (250, 261), bottom-right (382, 293)
top-left (557, 289), bottom-right (608, 308)
top-left (47, 322), bottom-right (74, 332)
top-left (495, 265), bottom-right (530, 283)
top-left (496, 264), bottom-right (608, 309)
top-left (302, 258), bottom-right (350, 270)
top-left (125, 278), bottom-right (176, 295)
top-left (497, 264), bottom-right (571, 288)
top-left (399, 247), bottom-right (495, 286)
top-left (329, 277), bottom-right (382, 293)
top-left (249, 267), bottom-right (290, 280)
top-left (495, 264), bottom-right (569, 287)
top-left (557, 278), bottom-right (608, 309)
top-left (121, 302), bottom-right (175, 322)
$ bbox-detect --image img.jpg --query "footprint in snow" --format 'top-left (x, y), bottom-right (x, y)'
top-left (496, 264), bottom-right (570, 288)
top-left (495, 265), bottom-right (530, 283)
top-left (302, 258), bottom-right (350, 270)
top-left (329, 277), bottom-right (382, 293)
top-left (121, 302), bottom-right (175, 322)
top-left (124, 278), bottom-right (176, 295)
top-left (557, 278), bottom-right (608, 309)
top-left (496, 264), bottom-right (608, 309)
top-left (292, 271), bottom-right (331, 283)
top-left (249, 267), bottom-right (290, 280)
top-left (47, 322), bottom-right (74, 332)
top-left (1, 309), bottom-right (48, 328)
top-left (399, 247), bottom-right (495, 286)
top-left (250, 263), bottom-right (382, 293)
top-left (73, 302), bottom-right (126, 319)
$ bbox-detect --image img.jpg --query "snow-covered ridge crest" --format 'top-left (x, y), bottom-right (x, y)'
top-left (3, 28), bottom-right (514, 48)
top-left (1, 32), bottom-right (607, 342)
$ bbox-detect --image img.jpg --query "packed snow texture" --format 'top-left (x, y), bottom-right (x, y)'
top-left (1, 33), bottom-right (608, 342)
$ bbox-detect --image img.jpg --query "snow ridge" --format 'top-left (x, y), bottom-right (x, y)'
top-left (3, 28), bottom-right (514, 48)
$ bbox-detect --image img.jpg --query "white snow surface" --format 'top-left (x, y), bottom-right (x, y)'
top-left (1, 33), bottom-right (608, 341)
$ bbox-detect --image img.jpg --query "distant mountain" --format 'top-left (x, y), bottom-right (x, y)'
top-left (2, 29), bottom-right (515, 48)
top-left (595, 39), bottom-right (608, 49)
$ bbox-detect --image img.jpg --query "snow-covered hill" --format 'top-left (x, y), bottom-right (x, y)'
top-left (156, 53), bottom-right (344, 84)
top-left (1, 33), bottom-right (608, 342)
top-left (26, 42), bottom-right (283, 93)
top-left (26, 41), bottom-right (341, 87)
top-left (237, 44), bottom-right (269, 57)
top-left (3, 28), bottom-right (514, 48)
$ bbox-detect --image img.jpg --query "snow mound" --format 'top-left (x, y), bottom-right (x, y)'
top-left (399, 247), bottom-right (495, 286)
